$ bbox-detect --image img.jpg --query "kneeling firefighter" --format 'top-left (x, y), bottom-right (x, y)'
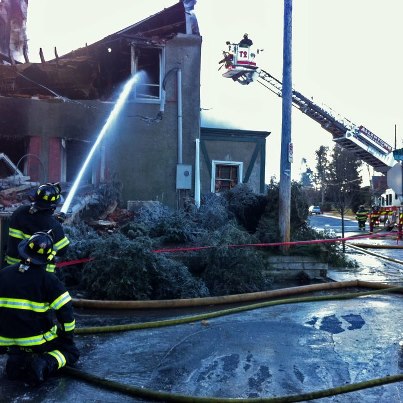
top-left (0, 231), bottom-right (79, 386)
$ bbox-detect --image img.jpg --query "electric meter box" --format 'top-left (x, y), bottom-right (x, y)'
top-left (176, 164), bottom-right (192, 190)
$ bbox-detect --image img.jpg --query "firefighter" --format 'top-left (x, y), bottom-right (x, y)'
top-left (239, 33), bottom-right (253, 47)
top-left (355, 205), bottom-right (368, 231)
top-left (369, 205), bottom-right (381, 233)
top-left (0, 230), bottom-right (79, 386)
top-left (5, 182), bottom-right (69, 272)
top-left (218, 50), bottom-right (234, 69)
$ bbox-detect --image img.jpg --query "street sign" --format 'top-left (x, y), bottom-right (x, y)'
top-left (288, 142), bottom-right (293, 163)
top-left (393, 148), bottom-right (403, 161)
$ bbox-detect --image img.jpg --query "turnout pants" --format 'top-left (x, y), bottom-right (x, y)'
top-left (4, 336), bottom-right (79, 384)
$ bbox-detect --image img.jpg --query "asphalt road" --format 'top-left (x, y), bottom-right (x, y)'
top-left (1, 289), bottom-right (402, 402)
top-left (308, 213), bottom-right (361, 235)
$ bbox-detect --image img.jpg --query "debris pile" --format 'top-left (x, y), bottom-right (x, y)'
top-left (0, 153), bottom-right (38, 212)
top-left (85, 203), bottom-right (135, 233)
top-left (0, 153), bottom-right (133, 229)
top-left (0, 184), bottom-right (36, 211)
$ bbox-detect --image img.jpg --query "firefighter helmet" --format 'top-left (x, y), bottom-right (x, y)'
top-left (18, 230), bottom-right (55, 265)
top-left (33, 183), bottom-right (62, 210)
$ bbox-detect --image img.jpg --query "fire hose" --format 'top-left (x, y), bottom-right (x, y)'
top-left (62, 240), bottom-right (403, 400)
top-left (68, 284), bottom-right (403, 401)
top-left (74, 284), bottom-right (403, 334)
top-left (62, 366), bottom-right (403, 403)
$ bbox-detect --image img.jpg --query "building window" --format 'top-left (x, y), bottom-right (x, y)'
top-left (65, 140), bottom-right (93, 184)
top-left (212, 161), bottom-right (243, 193)
top-left (131, 45), bottom-right (163, 102)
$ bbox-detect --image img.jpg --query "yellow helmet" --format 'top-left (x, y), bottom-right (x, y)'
top-left (33, 183), bottom-right (62, 210)
top-left (18, 230), bottom-right (55, 265)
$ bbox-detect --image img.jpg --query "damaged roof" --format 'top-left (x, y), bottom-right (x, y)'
top-left (61, 1), bottom-right (187, 59)
top-left (0, 2), bottom-right (188, 100)
top-left (93, 3), bottom-right (186, 44)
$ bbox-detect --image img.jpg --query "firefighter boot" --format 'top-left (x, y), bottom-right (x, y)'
top-left (5, 353), bottom-right (31, 381)
top-left (28, 354), bottom-right (58, 386)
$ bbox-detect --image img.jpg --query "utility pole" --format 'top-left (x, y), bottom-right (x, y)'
top-left (279, 0), bottom-right (293, 252)
top-left (395, 124), bottom-right (397, 150)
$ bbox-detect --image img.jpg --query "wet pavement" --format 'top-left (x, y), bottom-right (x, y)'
top-left (1, 234), bottom-right (402, 402)
top-left (330, 232), bottom-right (403, 285)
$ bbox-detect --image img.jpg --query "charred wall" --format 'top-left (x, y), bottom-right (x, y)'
top-left (105, 34), bottom-right (202, 208)
top-left (0, 33), bottom-right (202, 208)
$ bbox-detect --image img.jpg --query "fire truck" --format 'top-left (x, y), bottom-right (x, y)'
top-left (370, 188), bottom-right (403, 233)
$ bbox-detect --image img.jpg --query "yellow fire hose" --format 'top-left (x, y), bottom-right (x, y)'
top-left (350, 243), bottom-right (403, 249)
top-left (62, 366), bottom-right (403, 403)
top-left (75, 285), bottom-right (403, 335)
top-left (347, 244), bottom-right (403, 265)
top-left (72, 280), bottom-right (398, 310)
top-left (65, 229), bottom-right (403, 399)
top-left (69, 283), bottom-right (403, 401)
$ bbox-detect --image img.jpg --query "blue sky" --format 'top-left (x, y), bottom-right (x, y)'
top-left (26, 1), bottom-right (403, 184)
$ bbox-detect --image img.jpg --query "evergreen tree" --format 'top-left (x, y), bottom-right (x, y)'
top-left (314, 145), bottom-right (330, 204)
top-left (326, 144), bottom-right (362, 209)
top-left (326, 145), bottom-right (362, 247)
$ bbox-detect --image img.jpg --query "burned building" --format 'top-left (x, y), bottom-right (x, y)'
top-left (0, 1), bottom-right (268, 209)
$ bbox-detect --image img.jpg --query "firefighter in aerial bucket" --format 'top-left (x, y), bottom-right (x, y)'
top-left (0, 230), bottom-right (79, 386)
top-left (218, 49), bottom-right (234, 70)
top-left (239, 33), bottom-right (253, 47)
top-left (355, 205), bottom-right (368, 231)
top-left (219, 33), bottom-right (254, 70)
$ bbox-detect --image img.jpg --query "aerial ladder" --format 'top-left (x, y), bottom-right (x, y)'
top-left (219, 42), bottom-right (396, 174)
top-left (255, 68), bottom-right (402, 234)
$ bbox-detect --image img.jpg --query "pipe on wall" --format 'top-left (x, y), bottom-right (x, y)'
top-left (195, 138), bottom-right (200, 208)
top-left (177, 68), bottom-right (183, 164)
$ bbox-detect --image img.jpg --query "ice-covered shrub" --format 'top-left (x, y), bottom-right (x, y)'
top-left (78, 233), bottom-right (209, 300)
top-left (224, 184), bottom-right (268, 232)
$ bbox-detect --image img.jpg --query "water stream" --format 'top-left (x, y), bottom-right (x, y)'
top-left (61, 72), bottom-right (143, 214)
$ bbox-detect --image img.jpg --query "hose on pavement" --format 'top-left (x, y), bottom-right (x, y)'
top-left (75, 285), bottom-right (403, 335)
top-left (62, 366), bottom-right (403, 403)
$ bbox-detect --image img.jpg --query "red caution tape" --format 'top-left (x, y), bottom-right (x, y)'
top-left (152, 232), bottom-right (395, 253)
top-left (55, 231), bottom-right (398, 266)
top-left (56, 257), bottom-right (93, 268)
